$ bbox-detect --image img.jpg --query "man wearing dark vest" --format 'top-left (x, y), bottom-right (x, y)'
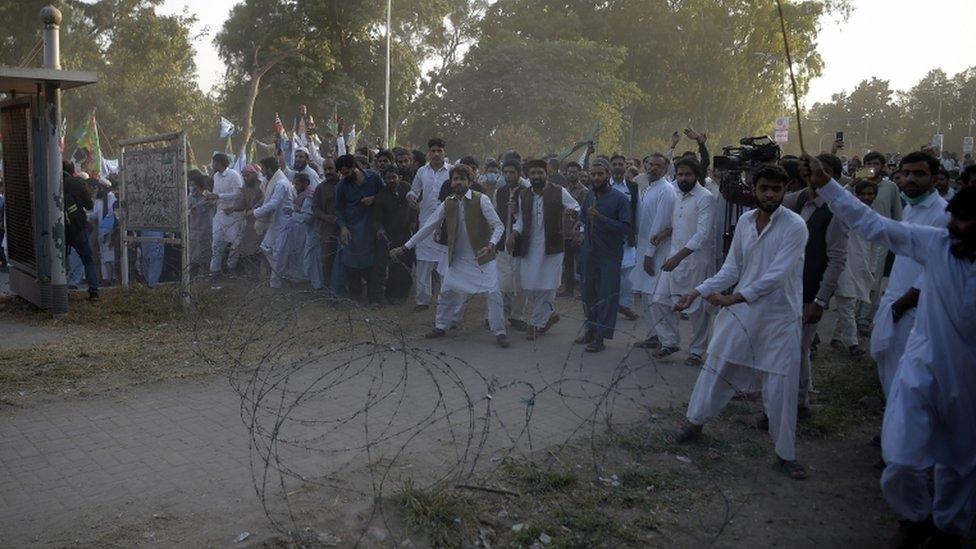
top-left (782, 153), bottom-right (848, 417)
top-left (392, 165), bottom-right (510, 348)
top-left (507, 159), bottom-right (580, 340)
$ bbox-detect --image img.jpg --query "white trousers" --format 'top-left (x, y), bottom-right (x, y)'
top-left (210, 236), bottom-right (241, 274)
top-left (435, 289), bottom-right (506, 336)
top-left (653, 302), bottom-right (710, 355)
top-left (523, 289), bottom-right (556, 328)
top-left (875, 309), bottom-right (915, 398)
top-left (414, 259), bottom-right (438, 305)
top-left (831, 296), bottom-right (859, 348)
top-left (619, 265), bottom-right (635, 309)
top-left (687, 358), bottom-right (799, 461)
top-left (798, 322), bottom-right (818, 408)
top-left (503, 291), bottom-right (525, 321)
top-left (882, 463), bottom-right (976, 536)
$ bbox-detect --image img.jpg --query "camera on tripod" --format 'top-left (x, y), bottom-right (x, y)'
top-left (712, 136), bottom-right (781, 172)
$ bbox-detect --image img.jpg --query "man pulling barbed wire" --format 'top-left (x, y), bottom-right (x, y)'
top-left (668, 164), bottom-right (809, 481)
top-left (392, 164), bottom-right (511, 348)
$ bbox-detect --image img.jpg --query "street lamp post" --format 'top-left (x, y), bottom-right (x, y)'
top-left (384, 0), bottom-right (391, 149)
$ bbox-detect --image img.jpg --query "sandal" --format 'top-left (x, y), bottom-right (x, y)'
top-left (634, 336), bottom-right (661, 349)
top-left (665, 424), bottom-right (702, 444)
top-left (779, 459), bottom-right (808, 480)
top-left (574, 330), bottom-right (595, 345)
top-left (654, 346), bottom-right (680, 359)
top-left (684, 353), bottom-right (703, 366)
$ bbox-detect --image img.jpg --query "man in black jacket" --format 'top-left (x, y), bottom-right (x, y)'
top-left (373, 166), bottom-right (416, 303)
top-left (63, 175), bottom-right (101, 301)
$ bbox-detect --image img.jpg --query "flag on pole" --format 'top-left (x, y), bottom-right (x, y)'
top-left (74, 109), bottom-right (104, 178)
top-left (326, 105), bottom-right (338, 136)
top-left (59, 117), bottom-right (67, 153)
top-left (346, 124), bottom-right (358, 152)
top-left (274, 112), bottom-right (284, 138)
top-left (218, 117), bottom-right (236, 139)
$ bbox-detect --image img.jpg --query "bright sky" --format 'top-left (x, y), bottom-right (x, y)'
top-left (161, 0), bottom-right (976, 105)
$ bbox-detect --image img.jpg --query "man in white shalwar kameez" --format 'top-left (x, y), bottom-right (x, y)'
top-left (407, 138), bottom-right (452, 311)
top-left (207, 153), bottom-right (245, 282)
top-left (393, 165), bottom-right (510, 348)
top-left (252, 164), bottom-right (296, 288)
top-left (631, 153), bottom-right (675, 350)
top-left (670, 165), bottom-right (809, 480)
top-left (494, 157), bottom-right (531, 330)
top-left (804, 153), bottom-right (976, 546)
top-left (652, 158), bottom-right (715, 366)
top-left (868, 163), bottom-right (948, 398)
top-left (508, 159), bottom-right (580, 339)
top-left (830, 180), bottom-right (878, 356)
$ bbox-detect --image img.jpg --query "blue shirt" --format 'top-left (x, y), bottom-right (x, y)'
top-left (580, 188), bottom-right (632, 263)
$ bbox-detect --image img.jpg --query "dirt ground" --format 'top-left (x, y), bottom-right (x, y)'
top-left (1, 285), bottom-right (970, 548)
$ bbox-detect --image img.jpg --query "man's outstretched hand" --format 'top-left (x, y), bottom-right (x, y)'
top-left (799, 154), bottom-right (831, 190)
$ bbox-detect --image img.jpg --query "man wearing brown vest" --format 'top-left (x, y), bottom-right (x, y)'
top-left (392, 165), bottom-right (510, 348)
top-left (508, 159), bottom-right (581, 340)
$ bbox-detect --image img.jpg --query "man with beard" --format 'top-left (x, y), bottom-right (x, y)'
top-left (508, 159), bottom-right (580, 340)
top-left (558, 161), bottom-right (590, 297)
top-left (393, 147), bottom-right (414, 179)
top-left (631, 153), bottom-right (675, 350)
top-left (313, 157), bottom-right (342, 296)
top-left (651, 157), bottom-right (716, 366)
top-left (575, 159), bottom-right (633, 353)
top-left (803, 154), bottom-right (976, 548)
top-left (373, 166), bottom-right (416, 303)
top-left (336, 154), bottom-right (383, 306)
top-left (494, 157), bottom-right (531, 330)
top-left (865, 152), bottom-right (949, 398)
top-left (227, 164), bottom-right (266, 279)
top-left (670, 165), bottom-right (809, 481)
top-left (609, 154), bottom-right (640, 320)
top-left (278, 145), bottom-right (321, 189)
top-left (407, 138), bottom-right (452, 311)
top-left (781, 153), bottom-right (848, 417)
top-left (392, 165), bottom-right (510, 348)
top-left (374, 149), bottom-right (394, 174)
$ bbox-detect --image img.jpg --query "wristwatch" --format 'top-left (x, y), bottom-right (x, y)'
top-left (813, 297), bottom-right (828, 309)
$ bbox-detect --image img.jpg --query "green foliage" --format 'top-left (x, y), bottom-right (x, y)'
top-left (393, 479), bottom-right (478, 548)
top-left (809, 68), bottom-right (976, 157)
top-left (0, 0), bottom-right (218, 159)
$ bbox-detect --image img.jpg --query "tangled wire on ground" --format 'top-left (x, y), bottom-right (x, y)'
top-left (185, 274), bottom-right (763, 546)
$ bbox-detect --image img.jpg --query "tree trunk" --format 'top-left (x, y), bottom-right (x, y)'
top-left (239, 69), bottom-right (262, 161)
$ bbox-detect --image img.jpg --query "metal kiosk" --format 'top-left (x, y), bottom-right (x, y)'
top-left (0, 6), bottom-right (97, 315)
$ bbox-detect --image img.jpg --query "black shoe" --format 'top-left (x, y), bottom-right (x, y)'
top-left (888, 518), bottom-right (935, 549)
top-left (496, 334), bottom-right (510, 348)
top-left (508, 318), bottom-right (528, 331)
top-left (413, 304), bottom-right (430, 312)
top-left (634, 336), bottom-right (661, 349)
top-left (425, 328), bottom-right (446, 339)
top-left (585, 336), bottom-right (605, 353)
top-left (88, 290), bottom-right (100, 302)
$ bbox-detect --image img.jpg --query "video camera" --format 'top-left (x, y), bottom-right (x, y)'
top-left (712, 136), bottom-right (781, 172)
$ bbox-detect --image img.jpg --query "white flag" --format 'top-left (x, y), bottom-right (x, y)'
top-left (218, 117), bottom-right (236, 139)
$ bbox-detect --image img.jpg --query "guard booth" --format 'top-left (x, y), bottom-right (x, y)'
top-left (0, 6), bottom-right (97, 314)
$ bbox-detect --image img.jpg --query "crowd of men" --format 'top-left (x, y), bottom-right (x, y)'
top-left (10, 117), bottom-right (972, 547)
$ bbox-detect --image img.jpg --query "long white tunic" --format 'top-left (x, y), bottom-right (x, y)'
top-left (405, 190), bottom-right (504, 295)
top-left (696, 206), bottom-right (808, 375)
top-left (630, 177), bottom-right (675, 295)
top-left (819, 179), bottom-right (976, 478)
top-left (253, 171), bottom-right (295, 264)
top-left (870, 191), bottom-right (949, 362)
top-left (212, 168), bottom-right (245, 244)
top-left (654, 183), bottom-right (715, 309)
top-left (512, 187), bottom-right (580, 291)
top-left (408, 163), bottom-right (452, 262)
top-left (836, 229), bottom-right (875, 301)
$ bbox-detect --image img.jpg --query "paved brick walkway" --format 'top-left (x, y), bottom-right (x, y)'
top-left (0, 309), bottom-right (704, 546)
